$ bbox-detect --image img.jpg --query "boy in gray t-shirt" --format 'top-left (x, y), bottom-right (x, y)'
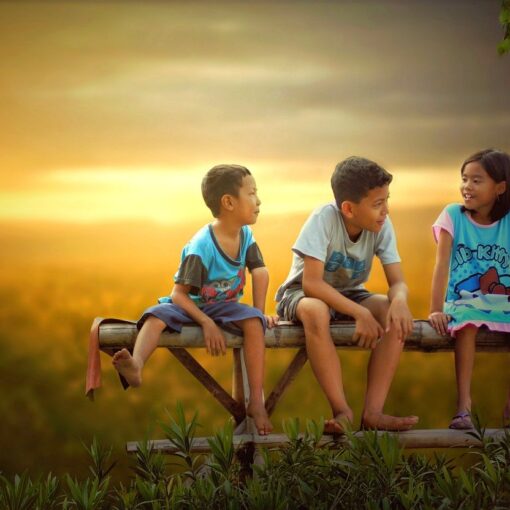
top-left (276, 156), bottom-right (419, 433)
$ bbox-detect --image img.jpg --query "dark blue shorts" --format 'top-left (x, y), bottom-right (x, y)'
top-left (137, 301), bottom-right (266, 336)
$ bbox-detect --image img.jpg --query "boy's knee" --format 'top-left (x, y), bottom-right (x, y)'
top-left (143, 315), bottom-right (166, 332)
top-left (239, 316), bottom-right (263, 330)
top-left (296, 298), bottom-right (330, 328)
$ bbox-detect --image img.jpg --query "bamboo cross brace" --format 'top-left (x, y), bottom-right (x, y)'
top-left (265, 347), bottom-right (308, 417)
top-left (168, 347), bottom-right (246, 424)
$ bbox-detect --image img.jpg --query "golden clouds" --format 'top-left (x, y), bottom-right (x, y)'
top-left (0, 1), bottom-right (508, 223)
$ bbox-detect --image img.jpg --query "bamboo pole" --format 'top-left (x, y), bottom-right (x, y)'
top-left (126, 428), bottom-right (508, 453)
top-left (99, 319), bottom-right (510, 352)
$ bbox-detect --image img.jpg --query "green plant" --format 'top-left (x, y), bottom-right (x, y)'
top-left (82, 437), bottom-right (117, 485)
top-left (159, 401), bottom-right (203, 481)
top-left (0, 473), bottom-right (38, 510)
top-left (35, 473), bottom-right (60, 510)
top-left (63, 475), bottom-right (110, 510)
top-left (130, 440), bottom-right (167, 485)
top-left (6, 407), bottom-right (510, 508)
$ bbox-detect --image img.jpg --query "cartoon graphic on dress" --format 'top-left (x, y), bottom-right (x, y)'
top-left (434, 204), bottom-right (510, 331)
top-left (456, 266), bottom-right (510, 297)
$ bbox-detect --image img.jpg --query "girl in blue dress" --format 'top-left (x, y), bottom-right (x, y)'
top-left (429, 149), bottom-right (510, 429)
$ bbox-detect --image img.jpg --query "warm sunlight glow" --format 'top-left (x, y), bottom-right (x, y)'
top-left (0, 165), bottom-right (460, 223)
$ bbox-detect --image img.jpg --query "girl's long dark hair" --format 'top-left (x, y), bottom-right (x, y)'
top-left (461, 149), bottom-right (510, 222)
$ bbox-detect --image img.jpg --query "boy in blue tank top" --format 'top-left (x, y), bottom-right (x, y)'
top-left (113, 164), bottom-right (275, 435)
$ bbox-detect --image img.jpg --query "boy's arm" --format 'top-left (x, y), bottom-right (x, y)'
top-left (302, 256), bottom-right (384, 348)
top-left (382, 262), bottom-right (414, 342)
top-left (428, 229), bottom-right (453, 336)
top-left (251, 266), bottom-right (277, 328)
top-left (171, 283), bottom-right (227, 356)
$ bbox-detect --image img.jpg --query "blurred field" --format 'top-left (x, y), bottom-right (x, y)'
top-left (1, 206), bottom-right (509, 477)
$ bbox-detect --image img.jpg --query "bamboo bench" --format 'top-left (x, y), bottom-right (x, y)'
top-left (89, 318), bottom-right (510, 452)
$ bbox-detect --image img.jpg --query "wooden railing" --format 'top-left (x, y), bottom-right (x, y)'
top-left (93, 319), bottom-right (510, 452)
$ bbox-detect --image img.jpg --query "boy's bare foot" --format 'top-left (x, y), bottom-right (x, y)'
top-left (112, 348), bottom-right (142, 387)
top-left (247, 401), bottom-right (273, 436)
top-left (361, 412), bottom-right (418, 431)
top-left (324, 410), bottom-right (354, 435)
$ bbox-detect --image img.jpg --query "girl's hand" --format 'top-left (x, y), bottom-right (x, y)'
top-left (386, 298), bottom-right (414, 343)
top-left (265, 315), bottom-right (279, 329)
top-left (201, 319), bottom-right (226, 356)
top-left (428, 311), bottom-right (450, 336)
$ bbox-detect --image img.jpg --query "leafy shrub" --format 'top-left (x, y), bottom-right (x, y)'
top-left (2, 408), bottom-right (510, 509)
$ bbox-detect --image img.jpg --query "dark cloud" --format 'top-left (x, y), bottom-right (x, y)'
top-left (0, 0), bottom-right (508, 183)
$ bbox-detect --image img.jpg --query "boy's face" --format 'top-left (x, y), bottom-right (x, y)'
top-left (231, 174), bottom-right (261, 225)
top-left (341, 185), bottom-right (390, 234)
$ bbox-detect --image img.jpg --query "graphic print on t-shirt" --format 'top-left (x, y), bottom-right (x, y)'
top-left (325, 251), bottom-right (366, 279)
top-left (200, 267), bottom-right (246, 304)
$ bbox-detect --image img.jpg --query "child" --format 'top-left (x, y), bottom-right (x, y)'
top-left (429, 149), bottom-right (510, 430)
top-left (113, 164), bottom-right (275, 435)
top-left (276, 156), bottom-right (419, 433)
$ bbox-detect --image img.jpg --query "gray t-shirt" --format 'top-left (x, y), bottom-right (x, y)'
top-left (275, 202), bottom-right (401, 301)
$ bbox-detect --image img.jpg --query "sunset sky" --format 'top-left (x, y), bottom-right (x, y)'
top-left (1, 0), bottom-right (509, 224)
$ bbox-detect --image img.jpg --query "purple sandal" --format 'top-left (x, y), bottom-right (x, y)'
top-left (449, 411), bottom-right (473, 430)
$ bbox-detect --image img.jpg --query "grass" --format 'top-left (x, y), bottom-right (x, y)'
top-left (2, 406), bottom-right (510, 509)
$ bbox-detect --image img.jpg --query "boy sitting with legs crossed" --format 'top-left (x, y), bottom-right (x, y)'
top-left (113, 164), bottom-right (275, 435)
top-left (276, 156), bottom-right (419, 433)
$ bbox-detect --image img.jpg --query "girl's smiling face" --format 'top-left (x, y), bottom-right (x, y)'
top-left (460, 161), bottom-right (506, 221)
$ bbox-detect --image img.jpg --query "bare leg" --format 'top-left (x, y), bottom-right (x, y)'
top-left (296, 298), bottom-right (353, 434)
top-left (112, 316), bottom-right (166, 387)
top-left (454, 325), bottom-right (477, 415)
top-left (237, 317), bottom-right (273, 435)
top-left (360, 295), bottom-right (418, 431)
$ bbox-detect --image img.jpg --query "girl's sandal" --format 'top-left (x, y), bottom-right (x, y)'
top-left (449, 411), bottom-right (473, 430)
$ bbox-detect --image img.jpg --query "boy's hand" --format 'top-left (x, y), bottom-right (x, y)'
top-left (353, 308), bottom-right (385, 349)
top-left (201, 319), bottom-right (226, 356)
top-left (265, 315), bottom-right (279, 329)
top-left (386, 297), bottom-right (414, 343)
top-left (428, 311), bottom-right (450, 336)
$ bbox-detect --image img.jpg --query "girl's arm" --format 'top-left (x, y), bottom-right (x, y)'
top-left (429, 229), bottom-right (453, 336)
top-left (171, 283), bottom-right (227, 356)
top-left (251, 266), bottom-right (277, 328)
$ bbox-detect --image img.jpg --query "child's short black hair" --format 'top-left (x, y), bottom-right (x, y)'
top-left (461, 148), bottom-right (510, 222)
top-left (331, 156), bottom-right (393, 206)
top-left (202, 164), bottom-right (251, 217)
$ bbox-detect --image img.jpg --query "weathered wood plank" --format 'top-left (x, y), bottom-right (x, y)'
top-left (100, 320), bottom-right (510, 351)
top-left (126, 428), bottom-right (507, 453)
top-left (265, 347), bottom-right (308, 417)
top-left (168, 348), bottom-right (246, 424)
